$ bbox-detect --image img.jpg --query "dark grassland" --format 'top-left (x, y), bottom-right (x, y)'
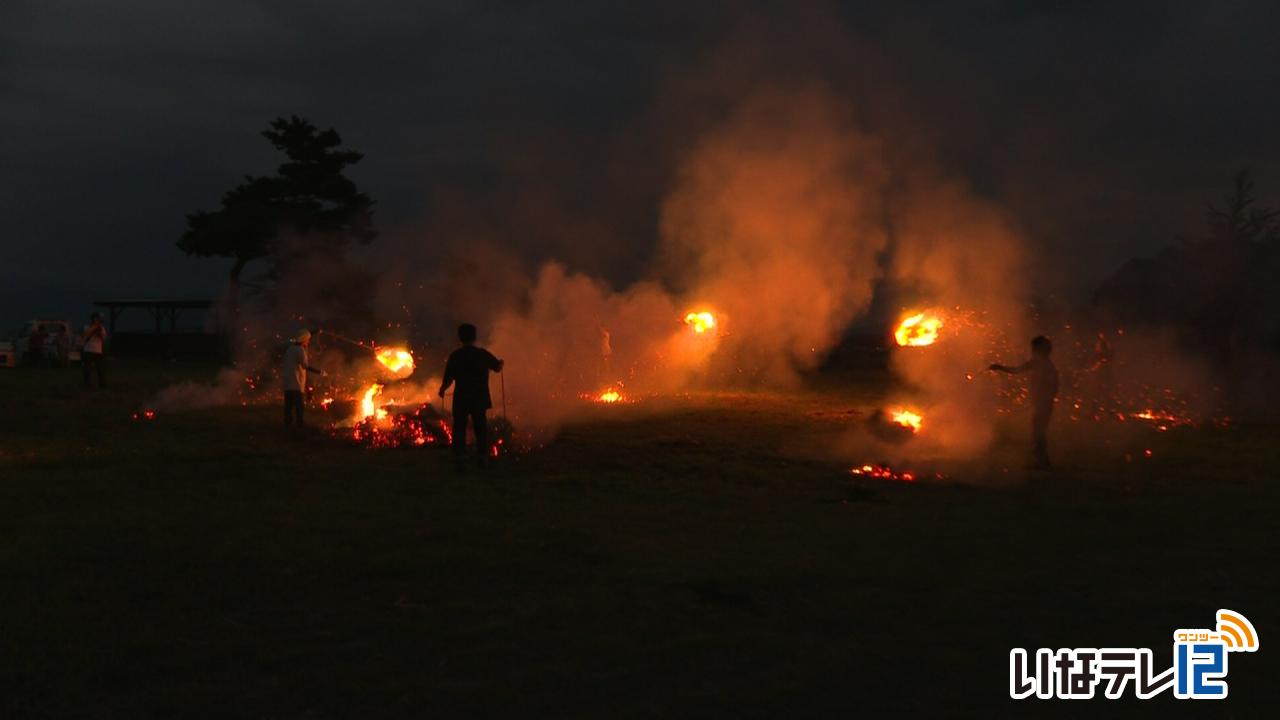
top-left (2, 358), bottom-right (1277, 718)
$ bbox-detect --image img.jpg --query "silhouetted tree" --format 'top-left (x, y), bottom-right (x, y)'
top-left (178, 116), bottom-right (376, 314)
top-left (1094, 170), bottom-right (1280, 374)
top-left (1205, 170), bottom-right (1278, 245)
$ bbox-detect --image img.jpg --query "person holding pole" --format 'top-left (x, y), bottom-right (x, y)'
top-left (989, 335), bottom-right (1060, 469)
top-left (439, 323), bottom-right (504, 472)
top-left (283, 329), bottom-right (324, 427)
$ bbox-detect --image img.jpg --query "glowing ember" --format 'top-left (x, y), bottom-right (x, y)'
top-left (851, 463), bottom-right (917, 482)
top-left (890, 408), bottom-right (923, 433)
top-left (683, 311), bottom-right (717, 334)
top-left (598, 389), bottom-right (622, 403)
top-left (1126, 409), bottom-right (1193, 432)
top-left (374, 347), bottom-right (415, 376)
top-left (351, 403), bottom-right (453, 448)
top-left (894, 312), bottom-right (942, 347)
top-left (131, 409), bottom-right (156, 422)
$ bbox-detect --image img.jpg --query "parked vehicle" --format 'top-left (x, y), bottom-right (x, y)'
top-left (13, 319), bottom-right (81, 367)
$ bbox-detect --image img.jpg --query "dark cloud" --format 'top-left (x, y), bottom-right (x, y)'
top-left (2, 0), bottom-right (1278, 327)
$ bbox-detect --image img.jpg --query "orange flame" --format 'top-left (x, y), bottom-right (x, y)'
top-left (360, 383), bottom-right (387, 422)
top-left (683, 311), bottom-right (717, 334)
top-left (597, 389), bottom-right (622, 403)
top-left (890, 408), bottom-right (923, 432)
top-left (894, 312), bottom-right (942, 347)
top-left (375, 347), bottom-right (415, 376)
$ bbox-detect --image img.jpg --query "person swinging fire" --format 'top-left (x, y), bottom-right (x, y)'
top-left (989, 335), bottom-right (1060, 469)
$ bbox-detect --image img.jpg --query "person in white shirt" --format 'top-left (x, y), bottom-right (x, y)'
top-left (81, 313), bottom-right (108, 389)
top-left (282, 329), bottom-right (324, 427)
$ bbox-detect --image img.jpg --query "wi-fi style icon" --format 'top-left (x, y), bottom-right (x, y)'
top-left (1217, 609), bottom-right (1259, 652)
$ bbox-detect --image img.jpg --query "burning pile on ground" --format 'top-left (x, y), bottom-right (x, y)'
top-left (351, 401), bottom-right (453, 448)
top-left (585, 386), bottom-right (627, 404)
top-left (310, 342), bottom-right (518, 454)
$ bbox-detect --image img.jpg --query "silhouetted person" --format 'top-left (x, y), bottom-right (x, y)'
top-left (28, 326), bottom-right (47, 368)
top-left (1089, 330), bottom-right (1115, 412)
top-left (990, 335), bottom-right (1060, 469)
top-left (599, 325), bottom-right (612, 379)
top-left (80, 313), bottom-right (108, 387)
top-left (439, 323), bottom-right (504, 472)
top-left (283, 329), bottom-right (323, 427)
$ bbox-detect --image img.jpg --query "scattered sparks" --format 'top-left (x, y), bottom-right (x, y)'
top-left (894, 312), bottom-right (943, 347)
top-left (683, 311), bottom-right (717, 334)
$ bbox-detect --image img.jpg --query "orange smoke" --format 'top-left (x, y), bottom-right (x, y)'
top-left (894, 312), bottom-right (942, 347)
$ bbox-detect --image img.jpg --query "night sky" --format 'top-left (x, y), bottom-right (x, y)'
top-left (3, 0), bottom-right (1279, 330)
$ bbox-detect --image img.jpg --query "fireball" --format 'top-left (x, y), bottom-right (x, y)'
top-left (890, 408), bottom-right (923, 433)
top-left (375, 346), bottom-right (415, 376)
top-left (894, 312), bottom-right (942, 347)
top-left (683, 311), bottom-right (717, 334)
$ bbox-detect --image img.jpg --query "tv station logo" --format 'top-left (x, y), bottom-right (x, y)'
top-left (1010, 609), bottom-right (1259, 700)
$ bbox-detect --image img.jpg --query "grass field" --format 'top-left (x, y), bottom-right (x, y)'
top-left (2, 357), bottom-right (1278, 717)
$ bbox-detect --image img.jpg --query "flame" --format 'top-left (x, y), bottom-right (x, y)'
top-left (890, 408), bottom-right (923, 433)
top-left (894, 312), bottom-right (942, 347)
top-left (375, 347), bottom-right (415, 376)
top-left (683, 311), bottom-right (717, 334)
top-left (360, 383), bottom-right (386, 422)
top-left (597, 389), bottom-right (622, 403)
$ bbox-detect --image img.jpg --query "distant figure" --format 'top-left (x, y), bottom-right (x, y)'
top-left (52, 327), bottom-right (70, 367)
top-left (1090, 330), bottom-right (1115, 412)
top-left (28, 326), bottom-right (47, 368)
top-left (282, 329), bottom-right (324, 427)
top-left (80, 314), bottom-right (108, 387)
top-left (990, 335), bottom-right (1060, 469)
top-left (439, 323), bottom-right (504, 471)
top-left (600, 325), bottom-right (612, 378)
